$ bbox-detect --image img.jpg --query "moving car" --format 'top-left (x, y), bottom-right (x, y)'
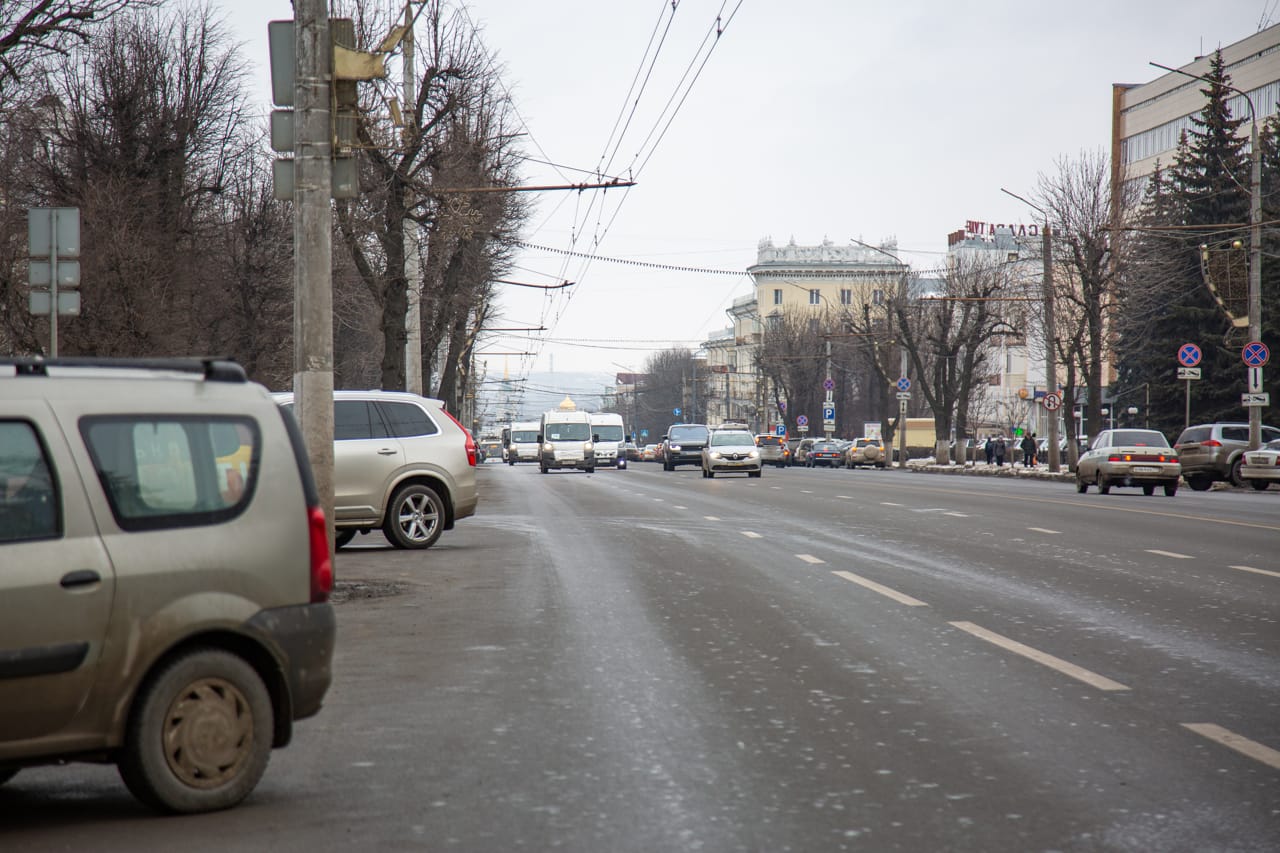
top-left (662, 423), bottom-right (710, 470)
top-left (845, 437), bottom-right (886, 468)
top-left (540, 409), bottom-right (595, 473)
top-left (0, 356), bottom-right (335, 813)
top-left (1076, 428), bottom-right (1180, 496)
top-left (642, 443), bottom-right (660, 461)
top-left (755, 434), bottom-right (791, 467)
top-left (701, 427), bottom-right (763, 478)
top-left (506, 420), bottom-right (541, 465)
top-left (1239, 437), bottom-right (1280, 490)
top-left (805, 440), bottom-right (844, 467)
top-left (275, 390), bottom-right (478, 550)
top-left (589, 411), bottom-right (627, 469)
top-left (1174, 422), bottom-right (1280, 489)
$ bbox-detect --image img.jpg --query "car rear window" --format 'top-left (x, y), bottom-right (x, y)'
top-left (81, 415), bottom-right (260, 531)
top-left (1176, 427), bottom-right (1210, 444)
top-left (756, 436), bottom-right (782, 446)
top-left (670, 426), bottom-right (708, 442)
top-left (1110, 430), bottom-right (1169, 448)
top-left (0, 421), bottom-right (60, 544)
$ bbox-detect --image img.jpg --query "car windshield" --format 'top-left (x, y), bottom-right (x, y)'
top-left (1111, 430), bottom-right (1170, 448)
top-left (511, 430), bottom-right (538, 443)
top-left (545, 423), bottom-right (590, 441)
top-left (710, 432), bottom-right (753, 447)
top-left (593, 425), bottom-right (625, 441)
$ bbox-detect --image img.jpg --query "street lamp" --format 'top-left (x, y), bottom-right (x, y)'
top-left (1151, 61), bottom-right (1264, 451)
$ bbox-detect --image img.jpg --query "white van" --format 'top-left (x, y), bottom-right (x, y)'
top-left (539, 410), bottom-right (596, 473)
top-left (589, 411), bottom-right (627, 469)
top-left (507, 420), bottom-right (540, 465)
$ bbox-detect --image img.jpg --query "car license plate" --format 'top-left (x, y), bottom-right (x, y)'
top-left (1132, 466), bottom-right (1158, 474)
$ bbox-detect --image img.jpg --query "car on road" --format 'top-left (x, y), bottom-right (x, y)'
top-left (1239, 437), bottom-right (1280, 490)
top-left (479, 438), bottom-right (503, 462)
top-left (845, 437), bottom-right (887, 468)
top-left (1075, 428), bottom-right (1180, 496)
top-left (792, 438), bottom-right (815, 466)
top-left (274, 390), bottom-right (478, 550)
top-left (642, 443), bottom-right (660, 461)
top-left (539, 409), bottom-right (596, 473)
top-left (623, 441), bottom-right (641, 462)
top-left (1173, 422), bottom-right (1280, 489)
top-left (1, 356), bottom-right (335, 814)
top-left (805, 440), bottom-right (844, 467)
top-left (754, 434), bottom-right (791, 467)
top-left (701, 427), bottom-right (762, 478)
top-left (662, 423), bottom-right (710, 470)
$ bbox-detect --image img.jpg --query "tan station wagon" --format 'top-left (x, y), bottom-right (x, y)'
top-left (0, 357), bottom-right (335, 813)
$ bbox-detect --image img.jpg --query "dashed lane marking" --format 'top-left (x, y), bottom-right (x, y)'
top-left (741, 531), bottom-right (762, 539)
top-left (837, 495), bottom-right (852, 500)
top-left (1182, 723), bottom-right (1280, 770)
top-left (1231, 564), bottom-right (1280, 579)
top-left (796, 554), bottom-right (825, 564)
top-left (1146, 549), bottom-right (1193, 559)
top-left (880, 501), bottom-right (903, 507)
top-left (1027, 527), bottom-right (1060, 535)
top-left (832, 571), bottom-right (928, 607)
top-left (673, 505), bottom-right (687, 509)
top-left (948, 621), bottom-right (1130, 692)
top-left (944, 511), bottom-right (969, 518)
top-left (704, 516), bottom-right (720, 521)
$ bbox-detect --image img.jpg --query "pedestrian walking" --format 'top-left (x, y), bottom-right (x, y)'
top-left (995, 435), bottom-right (1007, 466)
top-left (984, 435), bottom-right (994, 465)
top-left (1020, 433), bottom-right (1037, 467)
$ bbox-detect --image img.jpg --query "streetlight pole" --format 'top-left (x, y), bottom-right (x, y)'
top-left (1001, 188), bottom-right (1061, 473)
top-left (1152, 62), bottom-right (1263, 450)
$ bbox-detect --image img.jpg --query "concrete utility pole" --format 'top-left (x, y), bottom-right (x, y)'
top-left (293, 0), bottom-right (335, 540)
top-left (1042, 222), bottom-right (1061, 472)
top-left (401, 3), bottom-right (423, 395)
top-left (898, 347), bottom-right (908, 469)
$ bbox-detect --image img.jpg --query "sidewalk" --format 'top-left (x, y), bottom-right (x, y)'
top-left (903, 457), bottom-right (1077, 483)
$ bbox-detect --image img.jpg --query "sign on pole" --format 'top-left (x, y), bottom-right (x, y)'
top-left (28, 207), bottom-right (82, 356)
top-left (1042, 392), bottom-right (1062, 411)
top-left (1177, 343), bottom-right (1202, 367)
top-left (1242, 341), bottom-right (1270, 368)
top-left (896, 377), bottom-right (911, 392)
top-left (1177, 367), bottom-right (1202, 380)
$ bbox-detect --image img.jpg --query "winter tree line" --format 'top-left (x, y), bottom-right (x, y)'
top-left (625, 52), bottom-right (1279, 460)
top-left (0, 0), bottom-right (526, 414)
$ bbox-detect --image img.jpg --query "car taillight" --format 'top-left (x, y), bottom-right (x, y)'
top-left (440, 407), bottom-right (478, 466)
top-left (1202, 440), bottom-right (1222, 447)
top-left (308, 506), bottom-right (333, 603)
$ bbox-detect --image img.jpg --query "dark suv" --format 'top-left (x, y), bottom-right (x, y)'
top-left (1174, 422), bottom-right (1280, 490)
top-left (662, 423), bottom-right (710, 470)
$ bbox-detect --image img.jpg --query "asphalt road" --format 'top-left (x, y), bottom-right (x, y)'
top-left (3, 461), bottom-right (1277, 851)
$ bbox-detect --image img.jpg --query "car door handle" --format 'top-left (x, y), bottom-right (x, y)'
top-left (61, 570), bottom-right (101, 588)
top-left (376, 448), bottom-right (398, 456)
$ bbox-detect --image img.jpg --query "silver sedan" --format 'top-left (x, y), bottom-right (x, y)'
top-left (1076, 428), bottom-right (1180, 496)
top-left (1240, 438), bottom-right (1280, 491)
top-left (701, 430), bottom-right (762, 478)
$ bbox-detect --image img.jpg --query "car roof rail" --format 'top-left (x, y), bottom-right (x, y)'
top-left (0, 356), bottom-right (247, 383)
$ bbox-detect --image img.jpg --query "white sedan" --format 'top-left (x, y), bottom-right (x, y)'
top-left (1076, 429), bottom-right (1181, 496)
top-left (1239, 438), bottom-right (1280, 491)
top-left (701, 429), bottom-right (762, 478)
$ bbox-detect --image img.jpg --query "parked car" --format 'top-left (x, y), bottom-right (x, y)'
top-left (846, 437), bottom-right (887, 468)
top-left (0, 356), bottom-right (335, 813)
top-left (274, 390), bottom-right (478, 550)
top-left (1174, 422), bottom-right (1280, 490)
top-left (1076, 428), bottom-right (1180, 496)
top-left (662, 423), bottom-right (710, 470)
top-left (1239, 437), bottom-right (1280, 490)
top-left (805, 440), bottom-right (844, 467)
top-left (754, 434), bottom-right (791, 467)
top-left (701, 427), bottom-right (763, 478)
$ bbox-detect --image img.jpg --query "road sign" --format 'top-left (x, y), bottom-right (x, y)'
top-left (673, 407), bottom-right (681, 417)
top-left (796, 414), bottom-right (809, 426)
top-left (1248, 366), bottom-right (1263, 392)
top-left (896, 377), bottom-right (911, 392)
top-left (1042, 392), bottom-right (1062, 411)
top-left (822, 405), bottom-right (835, 421)
top-left (775, 424), bottom-right (786, 437)
top-left (640, 429), bottom-right (648, 438)
top-left (1242, 393), bottom-right (1270, 407)
top-left (823, 377), bottom-right (835, 391)
top-left (797, 424), bottom-right (810, 433)
top-left (896, 392), bottom-right (911, 401)
top-left (1177, 343), bottom-right (1202, 367)
top-left (778, 401), bottom-right (786, 413)
top-left (1177, 367), bottom-right (1202, 380)
top-left (1242, 341), bottom-right (1270, 368)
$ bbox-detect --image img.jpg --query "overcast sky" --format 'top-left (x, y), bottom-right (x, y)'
top-left (225, 0), bottom-right (1273, 381)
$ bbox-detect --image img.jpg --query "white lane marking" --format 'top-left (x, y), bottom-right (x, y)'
top-left (770, 486), bottom-right (782, 490)
top-left (880, 501), bottom-right (903, 506)
top-left (673, 505), bottom-right (687, 509)
top-left (1182, 723), bottom-right (1280, 770)
top-left (741, 531), bottom-right (762, 539)
top-left (796, 554), bottom-right (825, 564)
top-left (832, 571), bottom-right (927, 606)
top-left (948, 621), bottom-right (1130, 692)
top-left (704, 515), bottom-right (720, 521)
top-left (1146, 549), bottom-right (1193, 559)
top-left (801, 490), bottom-right (814, 494)
top-left (837, 495), bottom-right (852, 500)
top-left (1027, 527), bottom-right (1060, 535)
top-left (1231, 564), bottom-right (1280, 579)
top-left (944, 511), bottom-right (969, 518)
top-left (653, 498), bottom-right (664, 502)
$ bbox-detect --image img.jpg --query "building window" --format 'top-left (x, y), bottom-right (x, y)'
top-left (766, 312), bottom-right (782, 329)
top-left (840, 288), bottom-right (852, 305)
top-left (773, 288), bottom-right (783, 305)
top-left (872, 289), bottom-right (884, 305)
top-left (809, 289), bottom-right (820, 305)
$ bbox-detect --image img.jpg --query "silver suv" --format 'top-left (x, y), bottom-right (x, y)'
top-left (1174, 422), bottom-right (1280, 490)
top-left (274, 390), bottom-right (478, 549)
top-left (0, 357), bottom-right (335, 813)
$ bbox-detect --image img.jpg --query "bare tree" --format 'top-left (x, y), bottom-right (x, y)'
top-left (756, 310), bottom-right (831, 436)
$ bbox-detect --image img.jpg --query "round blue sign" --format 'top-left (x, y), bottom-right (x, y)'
top-left (673, 407), bottom-right (682, 417)
top-left (796, 414), bottom-right (809, 426)
top-left (896, 377), bottom-right (911, 392)
top-left (1242, 341), bottom-right (1270, 367)
top-left (1177, 343), bottom-right (1202, 367)
top-left (823, 377), bottom-right (835, 391)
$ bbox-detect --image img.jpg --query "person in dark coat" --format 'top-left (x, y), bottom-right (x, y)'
top-left (983, 435), bottom-right (995, 465)
top-left (1021, 433), bottom-right (1037, 467)
top-left (995, 436), bottom-right (1007, 466)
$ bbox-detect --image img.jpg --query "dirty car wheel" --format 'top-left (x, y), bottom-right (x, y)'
top-left (118, 649), bottom-right (273, 814)
top-left (383, 483), bottom-right (445, 549)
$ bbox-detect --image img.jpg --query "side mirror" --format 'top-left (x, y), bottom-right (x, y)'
top-left (593, 433), bottom-right (600, 442)
top-left (536, 434), bottom-right (542, 443)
